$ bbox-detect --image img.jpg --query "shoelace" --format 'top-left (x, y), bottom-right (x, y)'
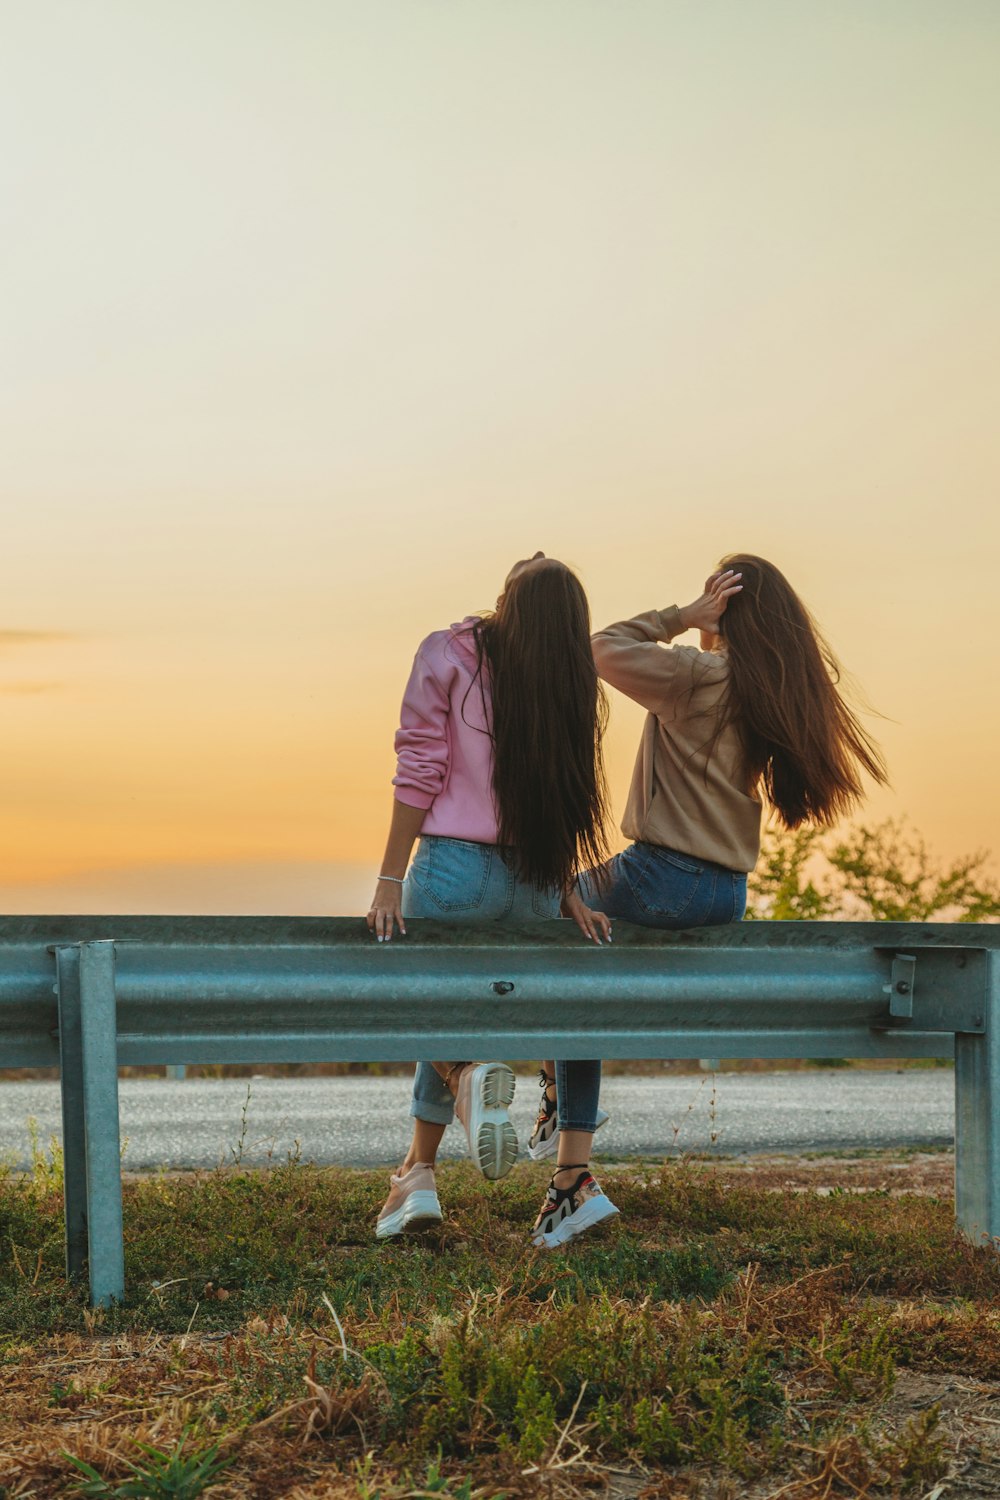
top-left (545, 1163), bottom-right (590, 1200)
top-left (534, 1069), bottom-right (557, 1129)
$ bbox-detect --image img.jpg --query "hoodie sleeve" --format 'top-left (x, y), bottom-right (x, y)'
top-left (391, 638), bottom-right (452, 810)
top-left (590, 606), bottom-right (696, 715)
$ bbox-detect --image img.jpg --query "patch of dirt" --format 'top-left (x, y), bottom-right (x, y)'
top-left (599, 1149), bottom-right (956, 1199)
top-left (710, 1150), bottom-right (955, 1199)
top-left (875, 1371), bottom-right (1000, 1498)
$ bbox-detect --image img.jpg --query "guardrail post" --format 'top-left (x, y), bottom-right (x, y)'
top-left (955, 950), bottom-right (1000, 1247)
top-left (55, 946), bottom-right (88, 1280)
top-left (79, 941), bottom-right (125, 1307)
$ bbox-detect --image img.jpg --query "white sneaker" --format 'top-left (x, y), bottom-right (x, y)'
top-left (453, 1062), bottom-right (518, 1180)
top-left (531, 1167), bottom-right (619, 1250)
top-left (375, 1162), bottom-right (443, 1239)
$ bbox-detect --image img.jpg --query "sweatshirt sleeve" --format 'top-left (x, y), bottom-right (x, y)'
top-left (590, 607), bottom-right (693, 714)
top-left (392, 640), bottom-right (451, 810)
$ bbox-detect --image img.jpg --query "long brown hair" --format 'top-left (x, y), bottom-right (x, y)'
top-left (472, 559), bottom-right (610, 890)
top-left (716, 553), bottom-right (887, 828)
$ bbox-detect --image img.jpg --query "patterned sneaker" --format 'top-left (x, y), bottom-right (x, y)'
top-left (375, 1162), bottom-right (443, 1240)
top-left (527, 1072), bottom-right (611, 1161)
top-left (453, 1062), bottom-right (518, 1180)
top-left (530, 1166), bottom-right (619, 1250)
top-left (526, 1071), bottom-right (558, 1160)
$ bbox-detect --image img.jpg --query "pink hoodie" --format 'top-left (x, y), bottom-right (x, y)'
top-left (392, 618), bottom-right (499, 843)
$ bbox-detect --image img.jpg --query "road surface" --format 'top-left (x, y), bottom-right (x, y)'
top-left (0, 1068), bottom-right (954, 1171)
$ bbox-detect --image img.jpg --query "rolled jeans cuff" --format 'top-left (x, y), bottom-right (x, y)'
top-left (410, 1060), bottom-right (456, 1125)
top-left (560, 1120), bottom-right (598, 1134)
top-left (409, 1097), bottom-right (455, 1125)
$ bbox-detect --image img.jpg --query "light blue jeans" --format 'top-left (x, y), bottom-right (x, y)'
top-left (404, 836), bottom-right (602, 1132)
top-left (578, 842), bottom-right (747, 928)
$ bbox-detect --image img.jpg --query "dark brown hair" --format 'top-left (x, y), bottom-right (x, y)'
top-left (716, 553), bottom-right (887, 828)
top-left (473, 560), bottom-right (610, 890)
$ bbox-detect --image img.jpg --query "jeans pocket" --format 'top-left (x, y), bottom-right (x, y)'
top-left (625, 847), bottom-right (704, 921)
top-left (409, 837), bottom-right (492, 912)
top-left (531, 884), bottom-right (561, 918)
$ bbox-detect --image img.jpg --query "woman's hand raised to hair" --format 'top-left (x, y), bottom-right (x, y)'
top-left (367, 878), bottom-right (407, 943)
top-left (679, 569), bottom-right (743, 643)
top-left (561, 888), bottom-right (612, 945)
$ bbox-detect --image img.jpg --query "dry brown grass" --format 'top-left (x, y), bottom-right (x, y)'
top-left (2, 1152), bottom-right (999, 1499)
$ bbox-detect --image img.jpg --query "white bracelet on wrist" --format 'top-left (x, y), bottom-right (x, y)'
top-left (377, 874), bottom-right (405, 884)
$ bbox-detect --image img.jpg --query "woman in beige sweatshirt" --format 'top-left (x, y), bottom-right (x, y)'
top-left (528, 552), bottom-right (887, 1160)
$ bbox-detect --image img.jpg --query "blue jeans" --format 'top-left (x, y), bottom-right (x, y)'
top-left (579, 842), bottom-right (747, 928)
top-left (404, 836), bottom-right (602, 1132)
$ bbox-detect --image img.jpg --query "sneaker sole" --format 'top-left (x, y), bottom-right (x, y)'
top-left (468, 1063), bottom-right (518, 1180)
top-left (375, 1190), bottom-right (443, 1240)
top-left (527, 1107), bottom-right (610, 1162)
top-left (532, 1194), bottom-right (619, 1250)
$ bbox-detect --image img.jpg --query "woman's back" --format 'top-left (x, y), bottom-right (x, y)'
top-left (592, 606), bottom-right (761, 872)
top-left (393, 617), bottom-right (499, 846)
top-left (591, 558), bottom-right (885, 877)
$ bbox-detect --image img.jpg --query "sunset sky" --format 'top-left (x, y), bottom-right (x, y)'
top-left (1, 2), bottom-right (998, 913)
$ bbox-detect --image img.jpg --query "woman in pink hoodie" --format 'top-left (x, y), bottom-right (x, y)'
top-left (367, 554), bottom-right (618, 1250)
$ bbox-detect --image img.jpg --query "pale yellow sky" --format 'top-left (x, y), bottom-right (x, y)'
top-left (1, 2), bottom-right (997, 912)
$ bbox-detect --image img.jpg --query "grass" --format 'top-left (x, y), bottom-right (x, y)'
top-left (2, 1151), bottom-right (1000, 1498)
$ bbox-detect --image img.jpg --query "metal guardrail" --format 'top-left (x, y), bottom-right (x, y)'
top-left (1, 916), bottom-right (998, 1306)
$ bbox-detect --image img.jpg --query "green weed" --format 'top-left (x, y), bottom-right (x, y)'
top-left (64, 1429), bottom-right (232, 1498)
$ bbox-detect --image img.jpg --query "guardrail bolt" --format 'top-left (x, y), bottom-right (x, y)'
top-left (491, 981), bottom-right (515, 995)
top-left (895, 981), bottom-right (911, 995)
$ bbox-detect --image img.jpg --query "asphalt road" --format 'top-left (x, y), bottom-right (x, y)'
top-left (0, 1069), bottom-right (954, 1172)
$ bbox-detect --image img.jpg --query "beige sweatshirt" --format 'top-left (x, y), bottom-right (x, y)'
top-left (591, 607), bottom-right (762, 873)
